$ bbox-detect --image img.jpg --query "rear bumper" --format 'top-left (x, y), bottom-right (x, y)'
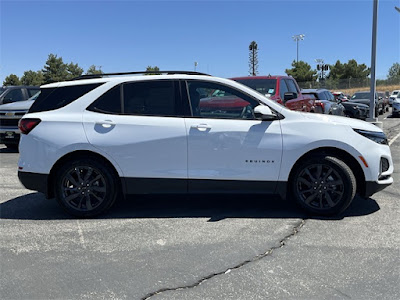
top-left (18, 171), bottom-right (48, 197)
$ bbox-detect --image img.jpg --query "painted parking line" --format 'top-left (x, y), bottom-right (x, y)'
top-left (389, 132), bottom-right (400, 146)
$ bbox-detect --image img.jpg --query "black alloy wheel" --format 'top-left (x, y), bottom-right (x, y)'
top-left (292, 156), bottom-right (356, 216)
top-left (55, 158), bottom-right (118, 217)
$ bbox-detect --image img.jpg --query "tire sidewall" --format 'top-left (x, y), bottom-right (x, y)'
top-left (55, 158), bottom-right (118, 217)
top-left (291, 155), bottom-right (356, 216)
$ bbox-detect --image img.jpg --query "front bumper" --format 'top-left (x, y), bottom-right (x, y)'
top-left (18, 171), bottom-right (48, 197)
top-left (363, 180), bottom-right (393, 198)
top-left (0, 132), bottom-right (20, 144)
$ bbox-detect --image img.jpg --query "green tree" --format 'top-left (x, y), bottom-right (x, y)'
top-left (285, 60), bottom-right (317, 83)
top-left (328, 59), bottom-right (370, 80)
top-left (66, 63), bottom-right (84, 79)
top-left (86, 65), bottom-right (103, 75)
top-left (21, 70), bottom-right (44, 86)
top-left (145, 66), bottom-right (160, 75)
top-left (42, 54), bottom-right (68, 84)
top-left (387, 62), bottom-right (400, 82)
top-left (327, 59), bottom-right (370, 89)
top-left (3, 74), bottom-right (21, 86)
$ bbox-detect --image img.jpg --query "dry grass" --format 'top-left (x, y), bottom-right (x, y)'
top-left (338, 85), bottom-right (400, 96)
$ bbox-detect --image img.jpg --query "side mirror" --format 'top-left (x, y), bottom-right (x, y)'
top-left (254, 105), bottom-right (277, 121)
top-left (283, 92), bottom-right (297, 102)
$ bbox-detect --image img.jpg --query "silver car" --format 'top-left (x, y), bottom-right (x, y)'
top-left (302, 89), bottom-right (345, 116)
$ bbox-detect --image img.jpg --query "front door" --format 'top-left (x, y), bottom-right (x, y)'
top-left (183, 80), bottom-right (283, 193)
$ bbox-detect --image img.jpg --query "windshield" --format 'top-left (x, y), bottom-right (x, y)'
top-left (352, 92), bottom-right (370, 99)
top-left (0, 87), bottom-right (6, 96)
top-left (233, 79), bottom-right (277, 96)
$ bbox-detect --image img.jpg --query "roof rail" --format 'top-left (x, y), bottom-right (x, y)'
top-left (70, 71), bottom-right (211, 81)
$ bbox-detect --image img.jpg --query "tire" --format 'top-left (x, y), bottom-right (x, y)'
top-left (291, 155), bottom-right (356, 216)
top-left (54, 157), bottom-right (119, 217)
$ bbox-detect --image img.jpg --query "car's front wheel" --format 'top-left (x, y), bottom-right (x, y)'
top-left (54, 157), bottom-right (119, 217)
top-left (291, 155), bottom-right (356, 216)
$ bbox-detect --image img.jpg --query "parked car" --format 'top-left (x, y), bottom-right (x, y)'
top-left (231, 75), bottom-right (316, 112)
top-left (392, 93), bottom-right (400, 117)
top-left (0, 86), bottom-right (40, 105)
top-left (389, 90), bottom-right (399, 106)
top-left (302, 89), bottom-right (345, 116)
top-left (17, 71), bottom-right (393, 218)
top-left (0, 92), bottom-right (40, 148)
top-left (350, 91), bottom-right (383, 116)
top-left (332, 91), bottom-right (349, 101)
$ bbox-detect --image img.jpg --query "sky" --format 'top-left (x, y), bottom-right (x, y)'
top-left (0, 0), bottom-right (399, 84)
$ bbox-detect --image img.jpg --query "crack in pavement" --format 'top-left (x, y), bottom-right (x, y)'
top-left (141, 219), bottom-right (306, 300)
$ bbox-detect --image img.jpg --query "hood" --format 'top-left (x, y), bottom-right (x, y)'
top-left (299, 112), bottom-right (382, 132)
top-left (0, 100), bottom-right (34, 111)
top-left (341, 101), bottom-right (369, 108)
top-left (349, 99), bottom-right (378, 106)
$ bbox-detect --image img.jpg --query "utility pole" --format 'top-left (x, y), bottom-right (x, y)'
top-left (292, 34), bottom-right (305, 62)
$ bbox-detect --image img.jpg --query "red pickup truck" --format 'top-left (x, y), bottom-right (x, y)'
top-left (231, 75), bottom-right (316, 112)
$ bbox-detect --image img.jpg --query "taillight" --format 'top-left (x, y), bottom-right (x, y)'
top-left (19, 118), bottom-right (41, 135)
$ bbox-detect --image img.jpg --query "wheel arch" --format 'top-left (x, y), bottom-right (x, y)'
top-left (286, 147), bottom-right (366, 198)
top-left (47, 150), bottom-right (125, 199)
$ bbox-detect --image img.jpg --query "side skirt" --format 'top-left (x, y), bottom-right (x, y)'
top-left (123, 178), bottom-right (287, 197)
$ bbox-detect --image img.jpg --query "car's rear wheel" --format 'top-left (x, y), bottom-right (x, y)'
top-left (291, 155), bottom-right (356, 216)
top-left (55, 158), bottom-right (119, 217)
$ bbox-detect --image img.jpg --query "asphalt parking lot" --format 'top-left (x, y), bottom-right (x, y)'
top-left (1, 110), bottom-right (399, 300)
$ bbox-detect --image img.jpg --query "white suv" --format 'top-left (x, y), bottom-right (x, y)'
top-left (18, 71), bottom-right (393, 217)
top-left (389, 90), bottom-right (399, 106)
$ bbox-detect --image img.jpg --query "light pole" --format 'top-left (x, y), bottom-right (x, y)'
top-left (292, 34), bottom-right (305, 62)
top-left (368, 0), bottom-right (380, 128)
top-left (194, 62), bottom-right (198, 71)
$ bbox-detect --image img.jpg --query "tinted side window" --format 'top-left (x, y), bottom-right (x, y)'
top-left (318, 92), bottom-right (327, 100)
top-left (285, 79), bottom-right (299, 93)
top-left (30, 83), bottom-right (103, 113)
top-left (187, 81), bottom-right (258, 119)
top-left (4, 89), bottom-right (24, 102)
top-left (279, 80), bottom-right (289, 99)
top-left (327, 91), bottom-right (335, 101)
top-left (87, 85), bottom-right (122, 114)
top-left (123, 80), bottom-right (178, 116)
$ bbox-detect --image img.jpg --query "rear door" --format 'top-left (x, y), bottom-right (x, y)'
top-left (83, 80), bottom-right (188, 193)
top-left (183, 80), bottom-right (283, 193)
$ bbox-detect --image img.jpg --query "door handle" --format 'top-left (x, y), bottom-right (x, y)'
top-left (191, 124), bottom-right (211, 131)
top-left (97, 120), bottom-right (115, 128)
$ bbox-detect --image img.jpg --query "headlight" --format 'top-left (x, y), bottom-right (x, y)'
top-left (354, 129), bottom-right (388, 145)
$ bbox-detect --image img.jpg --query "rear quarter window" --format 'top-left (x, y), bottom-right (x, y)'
top-left (29, 83), bottom-right (103, 113)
